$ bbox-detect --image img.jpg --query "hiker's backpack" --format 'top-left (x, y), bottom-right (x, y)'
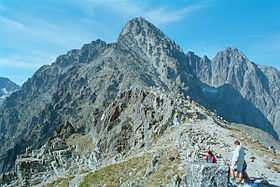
top-left (245, 180), bottom-right (258, 187)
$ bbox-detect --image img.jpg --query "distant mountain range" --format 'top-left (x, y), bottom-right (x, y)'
top-left (0, 17), bottom-right (279, 174)
top-left (187, 47), bottom-right (280, 139)
top-left (0, 77), bottom-right (20, 106)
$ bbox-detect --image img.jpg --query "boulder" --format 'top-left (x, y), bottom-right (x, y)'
top-left (180, 162), bottom-right (229, 187)
top-left (56, 121), bottom-right (77, 140)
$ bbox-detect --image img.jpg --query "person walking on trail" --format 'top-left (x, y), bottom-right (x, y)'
top-left (174, 111), bottom-right (180, 126)
top-left (205, 150), bottom-right (217, 164)
top-left (187, 95), bottom-right (192, 104)
top-left (230, 140), bottom-right (245, 183)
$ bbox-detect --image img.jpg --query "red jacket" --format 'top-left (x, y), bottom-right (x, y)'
top-left (206, 155), bottom-right (217, 164)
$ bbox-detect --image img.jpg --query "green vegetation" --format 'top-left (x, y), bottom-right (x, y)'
top-left (79, 153), bottom-right (154, 186)
top-left (66, 133), bottom-right (95, 156)
top-left (79, 148), bottom-right (183, 187)
top-left (47, 176), bottom-right (74, 187)
top-left (145, 149), bottom-right (184, 186)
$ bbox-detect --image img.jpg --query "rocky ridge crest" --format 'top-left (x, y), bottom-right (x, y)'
top-left (1, 88), bottom-right (279, 186)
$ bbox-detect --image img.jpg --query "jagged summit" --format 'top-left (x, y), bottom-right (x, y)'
top-left (118, 17), bottom-right (183, 54)
top-left (215, 46), bottom-right (249, 62)
top-left (53, 39), bottom-right (107, 67)
top-left (119, 17), bottom-right (155, 37)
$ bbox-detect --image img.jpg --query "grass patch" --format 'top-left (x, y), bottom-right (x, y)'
top-left (79, 149), bottom-right (182, 186)
top-left (66, 133), bottom-right (95, 156)
top-left (47, 176), bottom-right (74, 187)
top-left (145, 149), bottom-right (184, 186)
top-left (79, 153), bottom-right (154, 186)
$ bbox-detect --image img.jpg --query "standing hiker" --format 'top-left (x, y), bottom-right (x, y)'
top-left (187, 95), bottom-right (192, 104)
top-left (174, 111), bottom-right (180, 126)
top-left (230, 140), bottom-right (245, 183)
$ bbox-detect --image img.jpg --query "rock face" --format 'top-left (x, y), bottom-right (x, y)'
top-left (94, 88), bottom-right (176, 154)
top-left (187, 48), bottom-right (280, 139)
top-left (0, 122), bottom-right (77, 186)
top-left (0, 39), bottom-right (107, 173)
top-left (180, 162), bottom-right (229, 187)
top-left (0, 17), bottom-right (279, 176)
top-left (0, 77), bottom-right (20, 106)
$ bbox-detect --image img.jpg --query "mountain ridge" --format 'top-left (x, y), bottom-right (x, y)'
top-left (1, 88), bottom-right (279, 186)
top-left (189, 46), bottom-right (280, 138)
top-left (0, 17), bottom-right (279, 176)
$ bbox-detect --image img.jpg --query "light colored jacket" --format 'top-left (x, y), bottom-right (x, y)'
top-left (231, 145), bottom-right (245, 170)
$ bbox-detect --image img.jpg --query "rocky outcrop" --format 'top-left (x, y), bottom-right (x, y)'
top-left (0, 39), bottom-right (107, 173)
top-left (56, 121), bottom-right (77, 140)
top-left (94, 88), bottom-right (177, 154)
top-left (180, 162), bottom-right (229, 187)
top-left (0, 122), bottom-right (78, 186)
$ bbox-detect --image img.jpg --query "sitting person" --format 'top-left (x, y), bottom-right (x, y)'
top-left (205, 151), bottom-right (217, 164)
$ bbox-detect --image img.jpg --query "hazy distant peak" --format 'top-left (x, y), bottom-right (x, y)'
top-left (202, 55), bottom-right (210, 62)
top-left (0, 77), bottom-right (20, 90)
top-left (0, 77), bottom-right (20, 106)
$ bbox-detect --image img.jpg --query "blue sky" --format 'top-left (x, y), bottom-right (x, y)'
top-left (0, 0), bottom-right (279, 85)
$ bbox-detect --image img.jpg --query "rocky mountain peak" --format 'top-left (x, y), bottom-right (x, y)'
top-left (0, 77), bottom-right (20, 92)
top-left (119, 17), bottom-right (154, 37)
top-left (118, 17), bottom-right (183, 55)
top-left (207, 47), bottom-right (251, 89)
top-left (0, 77), bottom-right (20, 107)
top-left (215, 46), bottom-right (248, 63)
